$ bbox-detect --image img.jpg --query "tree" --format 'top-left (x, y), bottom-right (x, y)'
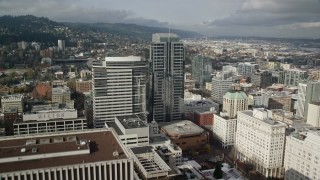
top-left (67, 78), bottom-right (76, 91)
top-left (71, 91), bottom-right (85, 111)
top-left (213, 162), bottom-right (223, 179)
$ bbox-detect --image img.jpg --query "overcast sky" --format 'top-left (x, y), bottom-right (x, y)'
top-left (1, 0), bottom-right (320, 38)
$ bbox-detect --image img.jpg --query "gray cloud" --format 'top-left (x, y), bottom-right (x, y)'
top-left (0, 0), bottom-right (168, 27)
top-left (208, 0), bottom-right (320, 28)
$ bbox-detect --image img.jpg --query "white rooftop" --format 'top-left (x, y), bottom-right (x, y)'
top-left (105, 56), bottom-right (141, 62)
top-left (160, 120), bottom-right (204, 137)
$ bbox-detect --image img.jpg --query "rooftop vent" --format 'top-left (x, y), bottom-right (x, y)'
top-left (66, 136), bottom-right (77, 142)
top-left (26, 139), bottom-right (36, 146)
top-left (32, 148), bottom-right (38, 153)
top-left (21, 148), bottom-right (26, 153)
top-left (113, 150), bottom-right (119, 157)
top-left (53, 137), bottom-right (64, 143)
top-left (39, 138), bottom-right (50, 144)
top-left (80, 140), bottom-right (87, 146)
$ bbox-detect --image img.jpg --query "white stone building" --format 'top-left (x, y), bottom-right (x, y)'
top-left (236, 109), bottom-right (286, 178)
top-left (92, 56), bottom-right (147, 127)
top-left (51, 86), bottom-right (71, 104)
top-left (306, 102), bottom-right (320, 127)
top-left (212, 113), bottom-right (237, 148)
top-left (211, 74), bottom-right (233, 104)
top-left (1, 94), bottom-right (24, 113)
top-left (105, 114), bottom-right (149, 147)
top-left (284, 129), bottom-right (320, 180)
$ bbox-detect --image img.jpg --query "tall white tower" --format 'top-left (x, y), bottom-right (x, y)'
top-left (92, 56), bottom-right (147, 128)
top-left (58, 39), bottom-right (65, 51)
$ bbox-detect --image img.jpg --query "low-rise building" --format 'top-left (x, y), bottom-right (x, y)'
top-left (160, 120), bottom-right (209, 151)
top-left (181, 99), bottom-right (217, 120)
top-left (76, 79), bottom-right (92, 93)
top-left (0, 129), bottom-right (135, 180)
top-left (128, 146), bottom-right (171, 179)
top-left (272, 109), bottom-right (304, 125)
top-left (51, 86), bottom-right (71, 104)
top-left (212, 113), bottom-right (237, 148)
top-left (1, 94), bottom-right (24, 113)
top-left (105, 115), bottom-right (149, 147)
top-left (14, 107), bottom-right (86, 135)
top-left (0, 86), bottom-right (14, 94)
top-left (262, 91), bottom-right (292, 111)
top-left (194, 110), bottom-right (214, 127)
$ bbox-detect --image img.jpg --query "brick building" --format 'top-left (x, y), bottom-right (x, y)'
top-left (160, 120), bottom-right (209, 151)
top-left (194, 110), bottom-right (214, 126)
top-left (76, 79), bottom-right (92, 93)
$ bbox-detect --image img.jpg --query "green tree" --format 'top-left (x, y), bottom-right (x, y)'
top-left (67, 78), bottom-right (76, 91)
top-left (213, 162), bottom-right (223, 179)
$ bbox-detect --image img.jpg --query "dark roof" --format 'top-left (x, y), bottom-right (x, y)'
top-left (131, 146), bottom-right (153, 154)
top-left (0, 130), bottom-right (127, 173)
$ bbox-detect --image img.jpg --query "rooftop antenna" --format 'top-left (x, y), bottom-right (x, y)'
top-left (168, 23), bottom-right (171, 42)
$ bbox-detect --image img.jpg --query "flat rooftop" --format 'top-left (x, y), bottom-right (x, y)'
top-left (160, 120), bottom-right (204, 137)
top-left (0, 130), bottom-right (127, 173)
top-left (185, 99), bottom-right (217, 107)
top-left (105, 56), bottom-right (141, 62)
top-left (116, 114), bottom-right (148, 129)
top-left (149, 135), bottom-right (170, 144)
top-left (241, 110), bottom-right (281, 126)
top-left (14, 117), bottom-right (87, 124)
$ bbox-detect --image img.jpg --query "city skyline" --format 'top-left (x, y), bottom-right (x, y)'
top-left (0, 0), bottom-right (320, 38)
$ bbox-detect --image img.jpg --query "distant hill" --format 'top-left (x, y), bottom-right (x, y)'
top-left (0, 15), bottom-right (202, 44)
top-left (65, 22), bottom-right (202, 41)
top-left (0, 15), bottom-right (66, 44)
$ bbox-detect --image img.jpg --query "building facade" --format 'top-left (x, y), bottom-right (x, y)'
top-left (14, 118), bottom-right (87, 135)
top-left (51, 86), bottom-right (71, 104)
top-left (160, 120), bottom-right (208, 151)
top-left (283, 69), bottom-right (308, 87)
top-left (1, 94), bottom-right (24, 113)
top-left (296, 83), bottom-right (307, 118)
top-left (223, 91), bottom-right (248, 118)
top-left (306, 102), bottom-right (320, 127)
top-left (284, 130), bottom-right (320, 180)
top-left (304, 81), bottom-right (320, 119)
top-left (76, 79), bottom-right (92, 93)
top-left (149, 33), bottom-right (185, 122)
top-left (105, 115), bottom-right (149, 147)
top-left (191, 55), bottom-right (212, 86)
top-left (236, 109), bottom-right (286, 178)
top-left (212, 114), bottom-right (237, 148)
top-left (92, 56), bottom-right (147, 127)
top-left (211, 75), bottom-right (233, 104)
top-left (238, 63), bottom-right (258, 77)
top-left (0, 129), bottom-right (135, 180)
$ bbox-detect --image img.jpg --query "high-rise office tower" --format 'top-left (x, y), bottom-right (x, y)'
top-left (238, 62), bottom-right (259, 77)
top-left (92, 56), bottom-right (147, 128)
top-left (211, 73), bottom-right (233, 104)
top-left (304, 81), bottom-right (320, 119)
top-left (191, 55), bottom-right (212, 86)
top-left (149, 33), bottom-right (185, 122)
top-left (296, 83), bottom-right (307, 118)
